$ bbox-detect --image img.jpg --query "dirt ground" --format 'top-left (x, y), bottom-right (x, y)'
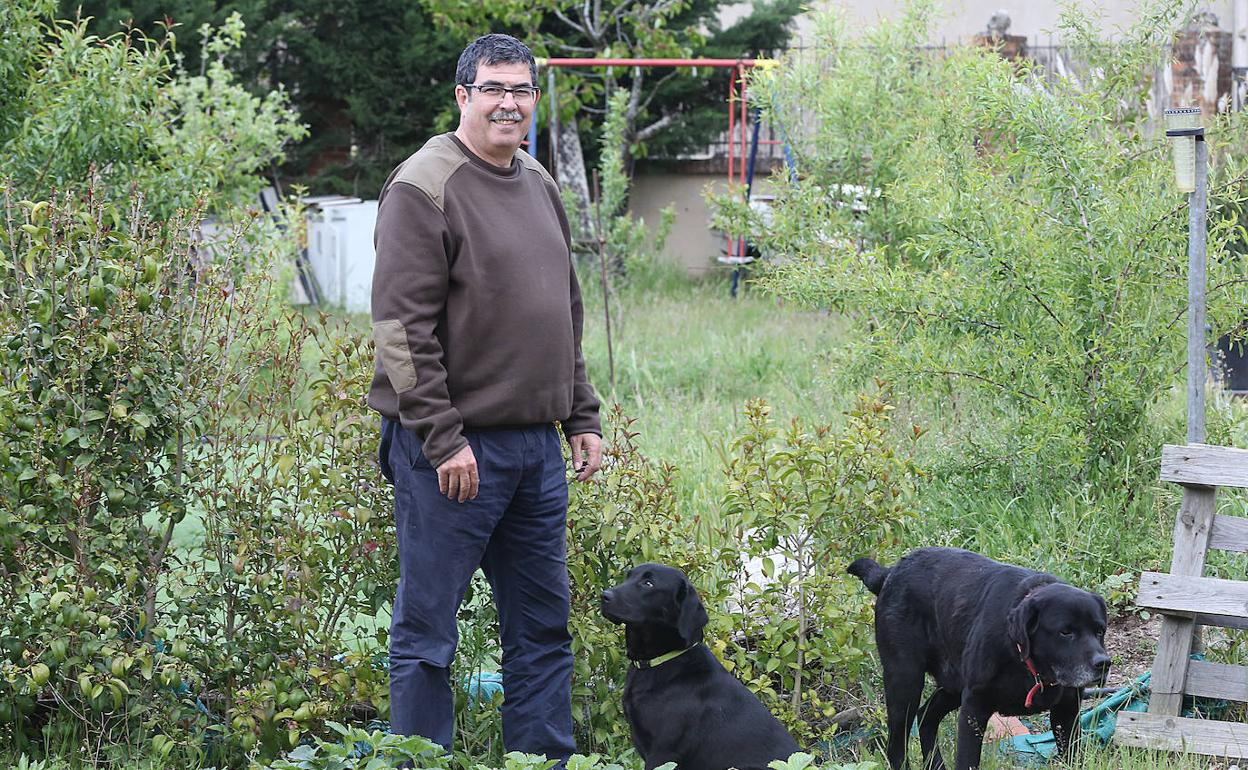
top-left (1103, 611), bottom-right (1162, 686)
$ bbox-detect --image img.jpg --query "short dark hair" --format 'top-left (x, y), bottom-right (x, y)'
top-left (456, 34), bottom-right (537, 86)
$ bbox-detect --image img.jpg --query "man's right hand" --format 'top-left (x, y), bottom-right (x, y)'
top-left (437, 444), bottom-right (479, 502)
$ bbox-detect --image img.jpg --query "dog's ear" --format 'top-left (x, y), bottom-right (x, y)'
top-left (1007, 596), bottom-right (1040, 660)
top-left (1092, 591), bottom-right (1108, 623)
top-left (675, 578), bottom-right (709, 646)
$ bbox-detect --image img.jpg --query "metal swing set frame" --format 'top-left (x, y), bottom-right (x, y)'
top-left (528, 57), bottom-right (784, 268)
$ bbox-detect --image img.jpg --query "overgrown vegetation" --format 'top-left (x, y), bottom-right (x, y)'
top-left (6, 0), bottom-right (1248, 768)
top-left (0, 2), bottom-right (387, 764)
top-left (0, 9), bottom-right (908, 762)
top-left (64, 0), bottom-right (467, 196)
top-left (557, 395), bottom-right (917, 754)
top-left (713, 0), bottom-right (1248, 585)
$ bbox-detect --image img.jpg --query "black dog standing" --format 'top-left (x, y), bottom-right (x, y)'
top-left (600, 563), bottom-right (800, 770)
top-left (848, 548), bottom-right (1111, 770)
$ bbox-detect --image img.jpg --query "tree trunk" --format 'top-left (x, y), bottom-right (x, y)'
top-left (556, 116), bottom-right (593, 243)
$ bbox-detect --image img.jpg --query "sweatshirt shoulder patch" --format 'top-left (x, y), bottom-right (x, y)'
top-left (390, 135), bottom-right (468, 212)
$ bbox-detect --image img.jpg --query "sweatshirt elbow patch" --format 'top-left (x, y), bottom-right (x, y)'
top-left (373, 319), bottom-right (419, 394)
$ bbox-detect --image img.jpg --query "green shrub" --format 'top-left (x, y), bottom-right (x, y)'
top-left (0, 180), bottom-right (400, 761)
top-left (176, 322), bottom-right (397, 759)
top-left (558, 394), bottom-right (918, 754)
top-left (0, 190), bottom-right (228, 752)
top-left (716, 395), bottom-right (918, 742)
top-left (0, 5), bottom-right (305, 214)
top-left (0, 4), bottom-right (399, 763)
top-left (713, 0), bottom-right (1248, 514)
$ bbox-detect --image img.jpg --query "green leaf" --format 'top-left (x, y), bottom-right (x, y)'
top-left (286, 744), bottom-right (319, 761)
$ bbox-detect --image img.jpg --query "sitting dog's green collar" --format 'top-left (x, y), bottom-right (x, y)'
top-left (631, 644), bottom-right (698, 670)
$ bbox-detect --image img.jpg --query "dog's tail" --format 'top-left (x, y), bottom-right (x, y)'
top-left (847, 557), bottom-right (889, 595)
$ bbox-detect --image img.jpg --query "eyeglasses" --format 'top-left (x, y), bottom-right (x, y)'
top-left (463, 84), bottom-right (540, 104)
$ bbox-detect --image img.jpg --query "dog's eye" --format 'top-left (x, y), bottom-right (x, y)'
top-left (1060, 629), bottom-right (1074, 639)
top-left (641, 579), bottom-right (654, 588)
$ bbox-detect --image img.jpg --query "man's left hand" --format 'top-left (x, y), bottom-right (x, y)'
top-left (569, 433), bottom-right (602, 482)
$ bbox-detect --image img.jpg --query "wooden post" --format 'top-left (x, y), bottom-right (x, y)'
top-left (1149, 131), bottom-right (1213, 717)
top-left (1147, 486), bottom-right (1216, 715)
top-left (1187, 135), bottom-right (1208, 445)
top-left (591, 170), bottom-right (616, 393)
top-left (1119, 444), bottom-right (1248, 755)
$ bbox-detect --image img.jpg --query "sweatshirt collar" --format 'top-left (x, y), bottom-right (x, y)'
top-left (447, 133), bottom-right (521, 178)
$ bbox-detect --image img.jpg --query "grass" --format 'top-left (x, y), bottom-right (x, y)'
top-left (580, 265), bottom-right (1181, 589)
top-left (579, 265), bottom-right (853, 525)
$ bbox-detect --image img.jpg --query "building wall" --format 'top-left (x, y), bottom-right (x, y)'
top-left (629, 172), bottom-right (728, 276)
top-left (727, 1), bottom-right (1235, 46)
top-left (629, 170), bottom-right (783, 276)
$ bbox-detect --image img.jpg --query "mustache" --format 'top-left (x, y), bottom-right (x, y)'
top-left (490, 110), bottom-right (523, 121)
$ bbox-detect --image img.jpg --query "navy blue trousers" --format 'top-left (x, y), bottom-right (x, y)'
top-left (380, 418), bottom-right (575, 760)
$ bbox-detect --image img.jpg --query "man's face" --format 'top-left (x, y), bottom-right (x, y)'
top-left (455, 61), bottom-right (539, 166)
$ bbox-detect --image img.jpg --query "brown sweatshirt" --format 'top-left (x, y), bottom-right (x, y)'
top-left (368, 133), bottom-right (601, 467)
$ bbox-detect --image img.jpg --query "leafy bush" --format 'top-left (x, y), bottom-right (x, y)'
top-left (717, 395), bottom-right (918, 742)
top-left (713, 0), bottom-right (1248, 515)
top-left (176, 322), bottom-right (397, 758)
top-left (0, 189), bottom-right (233, 752)
top-left (0, 4), bottom-right (305, 214)
top-left (0, 179), bottom-right (400, 762)
top-left (0, 5), bottom-right (391, 764)
top-left (558, 395), bottom-right (918, 754)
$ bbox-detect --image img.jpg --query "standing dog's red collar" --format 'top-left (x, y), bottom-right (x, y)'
top-left (1016, 644), bottom-right (1054, 708)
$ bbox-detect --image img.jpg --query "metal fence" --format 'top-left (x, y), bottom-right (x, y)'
top-left (685, 36), bottom-right (1231, 164)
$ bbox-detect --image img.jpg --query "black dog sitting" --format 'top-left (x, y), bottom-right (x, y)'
top-left (600, 563), bottom-right (800, 770)
top-left (848, 547), bottom-right (1110, 770)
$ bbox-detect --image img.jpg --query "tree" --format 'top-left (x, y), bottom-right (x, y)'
top-left (226, 0), bottom-right (468, 196)
top-left (64, 0), bottom-right (467, 196)
top-left (8, 3), bottom-right (303, 214)
top-left (67, 0), bottom-right (799, 199)
top-left (637, 0), bottom-right (804, 160)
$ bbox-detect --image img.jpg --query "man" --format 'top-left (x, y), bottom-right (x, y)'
top-left (368, 33), bottom-right (602, 762)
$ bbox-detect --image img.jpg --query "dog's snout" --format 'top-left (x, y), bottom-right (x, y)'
top-left (1092, 653), bottom-right (1111, 674)
top-left (599, 588), bottom-right (625, 625)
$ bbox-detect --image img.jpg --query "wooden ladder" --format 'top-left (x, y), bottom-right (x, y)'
top-left (1113, 443), bottom-right (1248, 758)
